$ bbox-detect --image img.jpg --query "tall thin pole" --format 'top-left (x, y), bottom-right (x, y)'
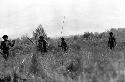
top-left (61, 16), bottom-right (66, 36)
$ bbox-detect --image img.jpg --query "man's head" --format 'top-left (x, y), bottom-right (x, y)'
top-left (61, 37), bottom-right (65, 41)
top-left (2, 35), bottom-right (8, 41)
top-left (109, 32), bottom-right (113, 36)
top-left (39, 36), bottom-right (44, 40)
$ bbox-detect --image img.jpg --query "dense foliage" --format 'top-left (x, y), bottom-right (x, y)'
top-left (0, 26), bottom-right (125, 82)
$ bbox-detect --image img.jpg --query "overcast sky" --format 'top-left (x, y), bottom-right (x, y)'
top-left (0, 0), bottom-right (125, 39)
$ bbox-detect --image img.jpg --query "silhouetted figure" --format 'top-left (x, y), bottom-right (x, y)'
top-left (58, 37), bottom-right (68, 51)
top-left (108, 32), bottom-right (116, 50)
top-left (37, 36), bottom-right (47, 53)
top-left (0, 35), bottom-right (15, 60)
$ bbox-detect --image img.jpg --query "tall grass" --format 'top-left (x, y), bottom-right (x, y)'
top-left (0, 27), bottom-right (125, 82)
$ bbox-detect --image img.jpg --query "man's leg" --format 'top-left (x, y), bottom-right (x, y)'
top-left (6, 51), bottom-right (9, 60)
top-left (110, 42), bottom-right (115, 50)
top-left (3, 54), bottom-right (7, 60)
top-left (3, 50), bottom-right (9, 61)
top-left (2, 51), bottom-right (7, 68)
top-left (44, 47), bottom-right (47, 52)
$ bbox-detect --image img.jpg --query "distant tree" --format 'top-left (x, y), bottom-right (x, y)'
top-left (83, 32), bottom-right (91, 39)
top-left (33, 24), bottom-right (47, 40)
top-left (110, 28), bottom-right (118, 33)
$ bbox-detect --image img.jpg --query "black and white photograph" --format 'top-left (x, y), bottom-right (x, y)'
top-left (0, 0), bottom-right (125, 82)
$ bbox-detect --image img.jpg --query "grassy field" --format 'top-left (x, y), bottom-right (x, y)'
top-left (0, 29), bottom-right (125, 82)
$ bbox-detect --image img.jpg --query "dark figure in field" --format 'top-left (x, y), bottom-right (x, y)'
top-left (59, 37), bottom-right (68, 51)
top-left (0, 35), bottom-right (15, 60)
top-left (108, 32), bottom-right (116, 50)
top-left (37, 36), bottom-right (47, 53)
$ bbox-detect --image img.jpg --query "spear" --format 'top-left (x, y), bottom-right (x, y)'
top-left (26, 36), bottom-right (35, 45)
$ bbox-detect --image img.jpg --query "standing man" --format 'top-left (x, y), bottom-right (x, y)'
top-left (108, 32), bottom-right (116, 50)
top-left (59, 37), bottom-right (68, 51)
top-left (37, 36), bottom-right (47, 53)
top-left (0, 35), bottom-right (15, 61)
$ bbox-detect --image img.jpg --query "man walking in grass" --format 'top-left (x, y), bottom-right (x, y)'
top-left (58, 37), bottom-right (68, 52)
top-left (0, 35), bottom-right (15, 61)
top-left (37, 36), bottom-right (47, 53)
top-left (108, 32), bottom-right (116, 50)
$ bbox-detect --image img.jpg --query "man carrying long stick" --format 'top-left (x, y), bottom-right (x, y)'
top-left (0, 35), bottom-right (15, 61)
